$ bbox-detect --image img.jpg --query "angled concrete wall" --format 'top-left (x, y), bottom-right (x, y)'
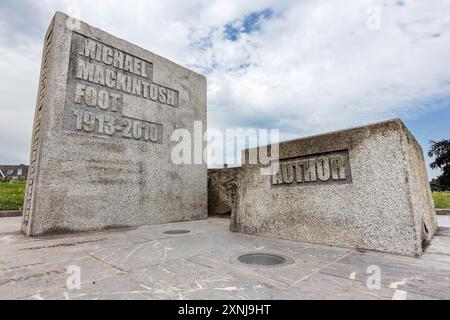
top-left (227, 119), bottom-right (436, 256)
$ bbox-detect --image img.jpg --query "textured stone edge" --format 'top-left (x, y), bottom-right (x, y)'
top-left (398, 119), bottom-right (438, 255)
top-left (22, 15), bottom-right (57, 235)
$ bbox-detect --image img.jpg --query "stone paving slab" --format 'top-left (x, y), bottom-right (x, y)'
top-left (0, 216), bottom-right (450, 300)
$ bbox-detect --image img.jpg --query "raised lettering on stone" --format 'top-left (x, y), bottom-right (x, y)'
top-left (271, 150), bottom-right (351, 186)
top-left (63, 32), bottom-right (176, 144)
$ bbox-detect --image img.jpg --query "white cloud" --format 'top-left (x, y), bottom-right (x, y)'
top-left (0, 0), bottom-right (449, 175)
top-left (206, 0), bottom-right (450, 135)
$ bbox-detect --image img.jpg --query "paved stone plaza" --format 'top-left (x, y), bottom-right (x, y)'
top-left (1, 216), bottom-right (449, 300)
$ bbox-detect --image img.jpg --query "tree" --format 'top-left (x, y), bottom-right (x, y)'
top-left (428, 139), bottom-right (450, 190)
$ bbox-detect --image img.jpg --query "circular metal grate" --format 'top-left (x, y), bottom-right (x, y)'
top-left (236, 253), bottom-right (292, 267)
top-left (163, 229), bottom-right (191, 235)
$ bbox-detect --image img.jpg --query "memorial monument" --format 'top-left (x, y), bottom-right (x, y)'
top-left (22, 12), bottom-right (207, 236)
top-left (23, 13), bottom-right (436, 257)
top-left (215, 119), bottom-right (437, 256)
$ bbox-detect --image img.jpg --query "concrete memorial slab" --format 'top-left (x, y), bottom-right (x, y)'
top-left (229, 119), bottom-right (437, 256)
top-left (22, 12), bottom-right (207, 236)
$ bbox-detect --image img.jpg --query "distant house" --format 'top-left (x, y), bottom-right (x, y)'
top-left (430, 183), bottom-right (442, 192)
top-left (0, 164), bottom-right (29, 180)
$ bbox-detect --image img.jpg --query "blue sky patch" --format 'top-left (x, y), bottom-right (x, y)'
top-left (224, 8), bottom-right (274, 41)
top-left (224, 23), bottom-right (239, 41)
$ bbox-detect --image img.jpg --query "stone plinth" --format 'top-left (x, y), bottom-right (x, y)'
top-left (230, 119), bottom-right (436, 256)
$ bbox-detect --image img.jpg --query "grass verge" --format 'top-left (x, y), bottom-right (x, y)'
top-left (433, 191), bottom-right (450, 209)
top-left (0, 180), bottom-right (26, 210)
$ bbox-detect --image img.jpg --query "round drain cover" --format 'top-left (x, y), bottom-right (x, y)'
top-left (236, 253), bottom-right (292, 267)
top-left (163, 229), bottom-right (191, 235)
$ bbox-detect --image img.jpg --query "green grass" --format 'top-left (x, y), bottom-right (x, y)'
top-left (433, 191), bottom-right (450, 209)
top-left (0, 180), bottom-right (26, 210)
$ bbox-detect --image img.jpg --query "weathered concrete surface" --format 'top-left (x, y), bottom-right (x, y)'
top-left (0, 216), bottom-right (449, 300)
top-left (230, 119), bottom-right (436, 256)
top-left (22, 12), bottom-right (207, 236)
top-left (207, 167), bottom-right (239, 216)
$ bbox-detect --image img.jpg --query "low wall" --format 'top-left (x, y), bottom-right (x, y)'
top-left (226, 119), bottom-right (436, 256)
top-left (436, 209), bottom-right (450, 215)
top-left (0, 210), bottom-right (22, 218)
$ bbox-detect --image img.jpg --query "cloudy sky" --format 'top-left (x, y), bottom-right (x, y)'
top-left (0, 0), bottom-right (449, 177)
